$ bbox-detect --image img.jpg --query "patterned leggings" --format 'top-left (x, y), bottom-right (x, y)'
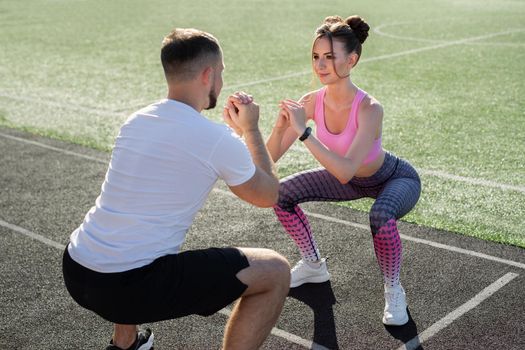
top-left (274, 153), bottom-right (421, 287)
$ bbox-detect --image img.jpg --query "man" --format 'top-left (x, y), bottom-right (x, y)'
top-left (62, 28), bottom-right (290, 350)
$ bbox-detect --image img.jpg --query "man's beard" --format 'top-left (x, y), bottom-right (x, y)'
top-left (205, 87), bottom-right (217, 110)
top-left (205, 72), bottom-right (218, 110)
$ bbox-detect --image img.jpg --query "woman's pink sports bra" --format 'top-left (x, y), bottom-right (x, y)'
top-left (313, 87), bottom-right (382, 165)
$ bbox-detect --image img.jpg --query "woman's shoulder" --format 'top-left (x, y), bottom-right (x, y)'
top-left (359, 91), bottom-right (383, 114)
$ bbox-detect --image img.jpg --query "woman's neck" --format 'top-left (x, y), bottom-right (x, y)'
top-left (325, 79), bottom-right (358, 105)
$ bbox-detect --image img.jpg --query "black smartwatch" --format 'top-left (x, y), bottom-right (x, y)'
top-left (299, 127), bottom-right (312, 142)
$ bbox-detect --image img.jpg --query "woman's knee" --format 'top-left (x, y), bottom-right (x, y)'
top-left (369, 206), bottom-right (395, 234)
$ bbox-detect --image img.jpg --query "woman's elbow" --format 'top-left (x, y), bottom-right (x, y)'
top-left (334, 169), bottom-right (354, 184)
top-left (333, 164), bottom-right (356, 184)
top-left (336, 176), bottom-right (350, 185)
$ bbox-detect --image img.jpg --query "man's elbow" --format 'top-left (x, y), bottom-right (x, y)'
top-left (254, 180), bottom-right (279, 208)
top-left (252, 179), bottom-right (279, 208)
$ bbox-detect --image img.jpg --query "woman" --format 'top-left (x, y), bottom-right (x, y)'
top-left (266, 15), bottom-right (421, 326)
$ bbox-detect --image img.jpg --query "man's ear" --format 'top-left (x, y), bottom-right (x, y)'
top-left (201, 66), bottom-right (213, 86)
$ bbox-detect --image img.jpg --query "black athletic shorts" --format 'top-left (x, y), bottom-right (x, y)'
top-left (62, 246), bottom-right (249, 324)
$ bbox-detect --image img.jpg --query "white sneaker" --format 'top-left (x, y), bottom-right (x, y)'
top-left (290, 258), bottom-right (331, 288)
top-left (382, 284), bottom-right (409, 326)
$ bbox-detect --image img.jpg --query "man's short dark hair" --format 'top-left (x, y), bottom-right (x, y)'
top-left (161, 28), bottom-right (221, 81)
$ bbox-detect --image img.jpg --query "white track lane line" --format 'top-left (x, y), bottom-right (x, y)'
top-left (1, 200), bottom-right (521, 350)
top-left (0, 132), bottom-right (108, 164)
top-left (218, 308), bottom-right (329, 350)
top-left (0, 219), bottom-right (317, 349)
top-left (1, 130), bottom-right (524, 195)
top-left (0, 219), bottom-right (66, 250)
top-left (2, 136), bottom-right (524, 349)
top-left (1, 131), bottom-right (524, 270)
top-left (395, 272), bottom-right (520, 350)
top-left (214, 188), bottom-right (525, 270)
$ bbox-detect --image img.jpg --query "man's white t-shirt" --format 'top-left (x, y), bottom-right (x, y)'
top-left (68, 99), bottom-right (256, 273)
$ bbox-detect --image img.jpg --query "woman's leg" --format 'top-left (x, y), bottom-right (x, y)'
top-left (369, 163), bottom-right (421, 288)
top-left (274, 168), bottom-right (366, 263)
top-left (369, 159), bottom-right (421, 325)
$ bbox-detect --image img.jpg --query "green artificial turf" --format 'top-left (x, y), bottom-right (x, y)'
top-left (1, 0), bottom-right (523, 247)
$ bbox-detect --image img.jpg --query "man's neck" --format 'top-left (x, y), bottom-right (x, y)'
top-left (167, 84), bottom-right (203, 112)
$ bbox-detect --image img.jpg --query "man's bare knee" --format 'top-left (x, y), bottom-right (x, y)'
top-left (236, 248), bottom-right (290, 294)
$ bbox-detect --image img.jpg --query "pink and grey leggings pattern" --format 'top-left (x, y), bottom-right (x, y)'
top-left (274, 153), bottom-right (421, 287)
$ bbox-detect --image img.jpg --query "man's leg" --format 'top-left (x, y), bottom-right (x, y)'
top-left (223, 248), bottom-right (290, 350)
top-left (111, 324), bottom-right (138, 349)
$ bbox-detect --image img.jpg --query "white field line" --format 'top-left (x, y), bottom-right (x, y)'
top-left (0, 220), bottom-right (316, 349)
top-left (374, 22), bottom-right (442, 44)
top-left (374, 23), bottom-right (525, 47)
top-left (417, 169), bottom-right (525, 193)
top-left (2, 28), bottom-right (523, 115)
top-left (1, 130), bottom-right (524, 195)
top-left (224, 70), bottom-right (312, 90)
top-left (226, 28), bottom-right (525, 88)
top-left (288, 144), bottom-right (525, 194)
top-left (0, 93), bottom-right (123, 118)
top-left (2, 28), bottom-right (524, 195)
top-left (395, 272), bottom-right (520, 350)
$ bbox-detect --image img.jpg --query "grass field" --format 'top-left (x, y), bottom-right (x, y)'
top-left (1, 0), bottom-right (524, 247)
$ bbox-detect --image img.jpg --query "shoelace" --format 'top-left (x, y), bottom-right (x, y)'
top-left (385, 290), bottom-right (403, 309)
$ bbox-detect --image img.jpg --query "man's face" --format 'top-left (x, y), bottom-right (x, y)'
top-left (205, 56), bottom-right (224, 110)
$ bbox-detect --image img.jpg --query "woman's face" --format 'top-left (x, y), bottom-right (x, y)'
top-left (312, 36), bottom-right (353, 84)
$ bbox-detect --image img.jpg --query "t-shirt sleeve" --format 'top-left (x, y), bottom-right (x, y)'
top-left (209, 128), bottom-right (256, 186)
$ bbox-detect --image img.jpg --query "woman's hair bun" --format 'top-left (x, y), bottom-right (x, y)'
top-left (345, 15), bottom-right (370, 44)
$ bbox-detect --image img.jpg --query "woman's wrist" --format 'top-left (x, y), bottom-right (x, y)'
top-left (298, 127), bottom-right (312, 141)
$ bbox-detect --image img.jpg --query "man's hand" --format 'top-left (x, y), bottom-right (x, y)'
top-left (223, 91), bottom-right (258, 136)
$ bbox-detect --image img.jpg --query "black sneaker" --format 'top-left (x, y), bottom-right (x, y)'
top-left (105, 328), bottom-right (154, 350)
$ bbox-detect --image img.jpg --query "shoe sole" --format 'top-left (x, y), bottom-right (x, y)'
top-left (290, 273), bottom-right (331, 288)
top-left (382, 311), bottom-right (409, 326)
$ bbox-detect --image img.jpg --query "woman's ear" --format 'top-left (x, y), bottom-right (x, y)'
top-left (348, 52), bottom-right (359, 68)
